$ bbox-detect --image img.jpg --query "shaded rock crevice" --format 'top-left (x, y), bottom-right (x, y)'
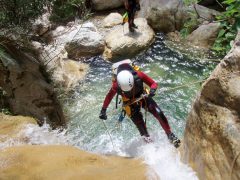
top-left (0, 38), bottom-right (66, 128)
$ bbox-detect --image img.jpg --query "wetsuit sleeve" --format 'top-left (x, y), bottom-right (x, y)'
top-left (102, 81), bottom-right (118, 109)
top-left (137, 71), bottom-right (158, 89)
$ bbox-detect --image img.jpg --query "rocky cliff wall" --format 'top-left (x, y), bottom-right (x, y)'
top-left (182, 32), bottom-right (240, 180)
top-left (0, 38), bottom-right (66, 128)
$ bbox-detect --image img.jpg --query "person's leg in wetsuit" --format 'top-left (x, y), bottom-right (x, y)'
top-left (144, 97), bottom-right (181, 147)
top-left (129, 103), bottom-right (152, 143)
top-left (127, 0), bottom-right (137, 32)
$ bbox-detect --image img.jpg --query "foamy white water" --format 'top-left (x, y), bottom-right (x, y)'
top-left (0, 122), bottom-right (198, 180)
top-left (82, 130), bottom-right (199, 180)
top-left (0, 122), bottom-right (70, 149)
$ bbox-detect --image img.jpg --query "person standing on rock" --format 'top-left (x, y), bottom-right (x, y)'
top-left (124, 0), bottom-right (140, 32)
top-left (99, 60), bottom-right (181, 148)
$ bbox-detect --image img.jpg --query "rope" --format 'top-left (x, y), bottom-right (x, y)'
top-left (230, 151), bottom-right (240, 180)
top-left (100, 119), bottom-right (116, 151)
top-left (159, 70), bottom-right (240, 94)
top-left (43, 21), bottom-right (86, 67)
top-left (159, 79), bottom-right (206, 94)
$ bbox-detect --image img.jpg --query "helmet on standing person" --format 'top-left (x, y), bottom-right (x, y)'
top-left (117, 70), bottom-right (134, 92)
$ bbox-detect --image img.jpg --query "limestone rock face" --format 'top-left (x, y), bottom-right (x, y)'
top-left (182, 33), bottom-right (240, 180)
top-left (32, 12), bottom-right (51, 36)
top-left (0, 145), bottom-right (147, 180)
top-left (92, 0), bottom-right (123, 11)
top-left (0, 39), bottom-right (66, 127)
top-left (138, 0), bottom-right (187, 33)
top-left (190, 4), bottom-right (220, 22)
top-left (103, 13), bottom-right (123, 28)
top-left (65, 22), bottom-right (105, 59)
top-left (186, 22), bottom-right (221, 48)
top-left (0, 113), bottom-right (37, 143)
top-left (103, 18), bottom-right (155, 61)
top-left (52, 59), bottom-right (89, 90)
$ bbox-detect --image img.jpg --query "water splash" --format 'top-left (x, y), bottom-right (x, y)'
top-left (0, 122), bottom-right (70, 149)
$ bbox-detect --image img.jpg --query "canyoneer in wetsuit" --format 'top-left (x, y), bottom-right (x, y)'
top-left (99, 61), bottom-right (181, 148)
top-left (124, 0), bottom-right (140, 32)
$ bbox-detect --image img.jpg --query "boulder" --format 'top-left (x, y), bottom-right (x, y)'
top-left (103, 13), bottom-right (123, 28)
top-left (103, 18), bottom-right (155, 61)
top-left (138, 0), bottom-right (187, 33)
top-left (0, 145), bottom-right (147, 179)
top-left (0, 113), bottom-right (37, 143)
top-left (186, 22), bottom-right (221, 49)
top-left (65, 23), bottom-right (105, 59)
top-left (32, 12), bottom-right (51, 36)
top-left (191, 4), bottom-right (221, 22)
top-left (52, 59), bottom-right (89, 90)
top-left (182, 32), bottom-right (240, 180)
top-left (92, 0), bottom-right (123, 11)
top-left (182, 4), bottom-right (221, 34)
top-left (0, 38), bottom-right (66, 128)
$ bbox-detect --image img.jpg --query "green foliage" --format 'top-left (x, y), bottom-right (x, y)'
top-left (0, 0), bottom-right (52, 28)
top-left (180, 1), bottom-right (206, 38)
top-left (212, 0), bottom-right (240, 56)
top-left (50, 0), bottom-right (92, 24)
top-left (183, 0), bottom-right (199, 6)
top-left (180, 11), bottom-right (199, 38)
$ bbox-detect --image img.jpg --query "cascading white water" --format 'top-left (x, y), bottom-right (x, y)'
top-left (0, 33), bottom-right (216, 179)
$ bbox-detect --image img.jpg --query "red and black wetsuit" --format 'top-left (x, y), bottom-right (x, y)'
top-left (102, 71), bottom-right (172, 137)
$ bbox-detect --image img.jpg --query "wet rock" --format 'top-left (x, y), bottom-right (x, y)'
top-left (0, 113), bottom-right (37, 143)
top-left (0, 38), bottom-right (66, 128)
top-left (103, 18), bottom-right (155, 61)
top-left (103, 13), bottom-right (123, 28)
top-left (92, 0), bottom-right (123, 11)
top-left (182, 32), bottom-right (240, 180)
top-left (138, 0), bottom-right (187, 33)
top-left (186, 22), bottom-right (221, 49)
top-left (0, 145), bottom-right (148, 179)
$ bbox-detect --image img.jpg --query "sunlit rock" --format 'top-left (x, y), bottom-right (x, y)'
top-left (103, 18), bottom-right (155, 61)
top-left (0, 145), bottom-right (147, 180)
top-left (138, 0), bottom-right (187, 33)
top-left (32, 12), bottom-right (51, 36)
top-left (35, 22), bottom-right (101, 90)
top-left (182, 32), bottom-right (240, 180)
top-left (103, 13), bottom-right (123, 28)
top-left (65, 23), bottom-right (105, 59)
top-left (0, 113), bottom-right (36, 143)
top-left (52, 59), bottom-right (89, 90)
top-left (186, 22), bottom-right (220, 49)
top-left (92, 0), bottom-right (123, 11)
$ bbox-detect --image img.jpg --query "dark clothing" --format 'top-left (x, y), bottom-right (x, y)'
top-left (125, 0), bottom-right (139, 31)
top-left (102, 70), bottom-right (171, 137)
top-left (129, 97), bottom-right (171, 136)
top-left (103, 71), bottom-right (157, 109)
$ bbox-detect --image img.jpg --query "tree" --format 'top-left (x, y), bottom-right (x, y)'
top-left (0, 0), bottom-right (52, 28)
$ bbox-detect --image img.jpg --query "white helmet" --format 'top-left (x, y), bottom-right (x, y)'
top-left (117, 70), bottom-right (134, 92)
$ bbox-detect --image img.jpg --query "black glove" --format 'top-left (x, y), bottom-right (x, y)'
top-left (99, 108), bottom-right (107, 120)
top-left (149, 88), bottom-right (156, 97)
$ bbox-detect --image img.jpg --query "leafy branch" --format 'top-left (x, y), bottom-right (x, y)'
top-left (212, 0), bottom-right (240, 56)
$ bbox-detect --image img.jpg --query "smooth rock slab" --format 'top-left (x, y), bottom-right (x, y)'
top-left (103, 18), bottom-right (155, 61)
